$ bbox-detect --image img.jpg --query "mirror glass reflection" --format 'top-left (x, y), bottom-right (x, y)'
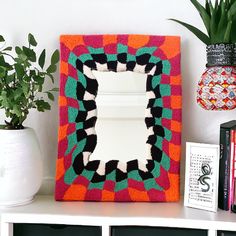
top-left (89, 71), bottom-right (149, 164)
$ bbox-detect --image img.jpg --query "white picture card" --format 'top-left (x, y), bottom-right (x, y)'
top-left (184, 142), bottom-right (220, 212)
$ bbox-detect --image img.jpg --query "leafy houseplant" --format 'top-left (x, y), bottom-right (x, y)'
top-left (170, 0), bottom-right (236, 111)
top-left (0, 34), bottom-right (59, 207)
top-left (0, 34), bottom-right (59, 129)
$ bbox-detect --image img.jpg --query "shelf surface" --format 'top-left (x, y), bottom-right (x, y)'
top-left (1, 195), bottom-right (236, 231)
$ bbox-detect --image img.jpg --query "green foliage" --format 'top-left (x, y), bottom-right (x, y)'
top-left (0, 34), bottom-right (60, 129)
top-left (168, 19), bottom-right (211, 45)
top-left (169, 0), bottom-right (236, 45)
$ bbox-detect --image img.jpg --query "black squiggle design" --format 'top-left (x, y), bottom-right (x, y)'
top-left (198, 164), bottom-right (211, 192)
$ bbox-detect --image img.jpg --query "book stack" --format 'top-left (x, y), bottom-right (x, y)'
top-left (218, 120), bottom-right (236, 211)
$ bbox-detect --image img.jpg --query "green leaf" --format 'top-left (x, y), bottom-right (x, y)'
top-left (21, 82), bottom-right (29, 96)
top-left (12, 104), bottom-right (21, 116)
top-left (3, 47), bottom-right (12, 51)
top-left (14, 64), bottom-right (25, 79)
top-left (0, 35), bottom-right (5, 43)
top-left (47, 73), bottom-right (55, 83)
top-left (15, 46), bottom-right (23, 55)
top-left (47, 92), bottom-right (54, 101)
top-left (39, 49), bottom-right (46, 69)
top-left (169, 19), bottom-right (211, 45)
top-left (190, 0), bottom-right (211, 35)
top-left (23, 75), bottom-right (31, 82)
top-left (205, 0), bottom-right (211, 16)
top-left (0, 66), bottom-right (6, 77)
top-left (0, 55), bottom-right (6, 66)
top-left (46, 64), bottom-right (57, 73)
top-left (23, 46), bottom-right (36, 62)
top-left (50, 87), bottom-right (59, 92)
top-left (228, 0), bottom-right (236, 19)
top-left (28, 33), bottom-right (37, 47)
top-left (216, 3), bottom-right (227, 42)
top-left (215, 0), bottom-right (223, 26)
top-left (1, 90), bottom-right (7, 99)
top-left (209, 0), bottom-right (214, 15)
top-left (42, 101), bottom-right (50, 110)
top-left (210, 9), bottom-right (218, 43)
top-left (36, 107), bottom-right (44, 112)
top-left (35, 75), bottom-right (44, 85)
top-left (5, 74), bottom-right (15, 84)
top-left (35, 100), bottom-right (51, 112)
top-left (29, 70), bottom-right (36, 77)
top-left (224, 20), bottom-right (233, 42)
top-left (51, 50), bottom-right (60, 65)
top-left (15, 58), bottom-right (22, 64)
top-left (14, 88), bottom-right (23, 100)
top-left (0, 56), bottom-right (12, 70)
top-left (17, 53), bottom-right (28, 62)
top-left (226, 0), bottom-right (230, 8)
top-left (1, 90), bottom-right (10, 108)
top-left (38, 84), bottom-right (43, 92)
top-left (230, 19), bottom-right (236, 42)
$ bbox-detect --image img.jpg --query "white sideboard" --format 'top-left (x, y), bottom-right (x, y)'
top-left (1, 195), bottom-right (236, 236)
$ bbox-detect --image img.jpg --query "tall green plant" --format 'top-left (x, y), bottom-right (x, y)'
top-left (0, 34), bottom-right (59, 129)
top-left (169, 0), bottom-right (236, 45)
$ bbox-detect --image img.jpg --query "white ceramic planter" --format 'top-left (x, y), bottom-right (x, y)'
top-left (0, 127), bottom-right (43, 207)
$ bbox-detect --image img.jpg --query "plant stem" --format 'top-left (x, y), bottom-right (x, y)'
top-left (1, 52), bottom-right (14, 60)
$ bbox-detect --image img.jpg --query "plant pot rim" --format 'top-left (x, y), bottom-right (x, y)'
top-left (206, 43), bottom-right (234, 67)
top-left (207, 43), bottom-right (235, 46)
top-left (0, 126), bottom-right (32, 131)
top-left (206, 64), bottom-right (236, 67)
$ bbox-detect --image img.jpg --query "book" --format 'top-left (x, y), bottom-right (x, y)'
top-left (218, 120), bottom-right (236, 211)
top-left (231, 131), bottom-right (236, 212)
top-left (229, 129), bottom-right (235, 210)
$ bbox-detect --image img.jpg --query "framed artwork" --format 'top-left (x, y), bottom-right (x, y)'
top-left (184, 142), bottom-right (220, 212)
top-left (55, 35), bottom-right (182, 202)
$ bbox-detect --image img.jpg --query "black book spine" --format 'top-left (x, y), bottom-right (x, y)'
top-left (218, 128), bottom-right (231, 210)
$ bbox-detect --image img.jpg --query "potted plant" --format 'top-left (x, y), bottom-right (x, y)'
top-left (0, 34), bottom-right (59, 206)
top-left (170, 0), bottom-right (236, 110)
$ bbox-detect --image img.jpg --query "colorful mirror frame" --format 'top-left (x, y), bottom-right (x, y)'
top-left (55, 35), bottom-right (181, 202)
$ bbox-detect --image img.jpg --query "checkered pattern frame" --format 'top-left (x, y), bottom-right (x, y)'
top-left (55, 35), bottom-right (182, 202)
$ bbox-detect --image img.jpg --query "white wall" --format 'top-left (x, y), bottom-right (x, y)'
top-left (0, 0), bottom-right (235, 195)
